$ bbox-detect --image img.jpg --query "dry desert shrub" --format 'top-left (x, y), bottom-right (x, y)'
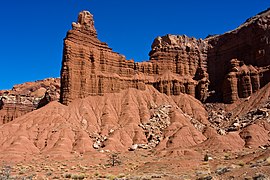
top-left (0, 165), bottom-right (11, 179)
top-left (107, 153), bottom-right (121, 167)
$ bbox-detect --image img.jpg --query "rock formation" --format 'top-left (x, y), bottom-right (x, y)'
top-left (222, 59), bottom-right (261, 103)
top-left (3, 9), bottom-right (270, 125)
top-left (0, 10), bottom-right (270, 177)
top-left (61, 10), bottom-right (270, 105)
top-left (0, 80), bottom-right (269, 158)
top-left (60, 11), bottom-right (209, 105)
top-left (150, 35), bottom-right (209, 101)
top-left (0, 78), bottom-right (60, 124)
top-left (207, 9), bottom-right (270, 102)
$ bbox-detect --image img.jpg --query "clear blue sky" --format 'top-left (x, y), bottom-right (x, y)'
top-left (0, 0), bottom-right (269, 90)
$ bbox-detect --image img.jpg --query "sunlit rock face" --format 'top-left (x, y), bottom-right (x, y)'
top-left (149, 35), bottom-right (209, 101)
top-left (60, 11), bottom-right (209, 105)
top-left (60, 9), bottom-right (270, 105)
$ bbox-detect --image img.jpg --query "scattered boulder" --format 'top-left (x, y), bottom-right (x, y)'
top-left (215, 166), bottom-right (231, 175)
top-left (138, 104), bottom-right (172, 149)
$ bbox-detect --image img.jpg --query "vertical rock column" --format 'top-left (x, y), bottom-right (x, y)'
top-left (237, 72), bottom-right (252, 98)
top-left (223, 72), bottom-right (239, 103)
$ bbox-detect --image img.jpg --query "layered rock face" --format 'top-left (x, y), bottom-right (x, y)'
top-left (61, 10), bottom-right (270, 105)
top-left (150, 35), bottom-right (209, 101)
top-left (0, 78), bottom-right (60, 124)
top-left (60, 11), bottom-right (209, 105)
top-left (207, 9), bottom-right (270, 102)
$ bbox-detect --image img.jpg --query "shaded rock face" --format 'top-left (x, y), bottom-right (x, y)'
top-left (0, 78), bottom-right (60, 124)
top-left (222, 59), bottom-right (261, 103)
top-left (60, 11), bottom-right (209, 105)
top-left (207, 9), bottom-right (270, 102)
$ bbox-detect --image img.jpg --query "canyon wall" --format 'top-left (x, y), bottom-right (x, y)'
top-left (207, 9), bottom-right (270, 103)
top-left (60, 11), bottom-right (209, 105)
top-left (60, 10), bottom-right (270, 105)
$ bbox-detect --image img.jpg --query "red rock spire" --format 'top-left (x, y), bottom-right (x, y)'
top-left (72, 11), bottom-right (97, 37)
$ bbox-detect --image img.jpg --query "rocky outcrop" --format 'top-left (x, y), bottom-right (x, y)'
top-left (0, 78), bottom-right (60, 124)
top-left (61, 11), bottom-right (146, 104)
top-left (60, 11), bottom-right (209, 105)
top-left (206, 83), bottom-right (270, 135)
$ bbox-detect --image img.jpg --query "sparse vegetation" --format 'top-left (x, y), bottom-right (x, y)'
top-left (117, 173), bottom-right (125, 178)
top-left (94, 171), bottom-right (100, 177)
top-left (266, 156), bottom-right (270, 165)
top-left (106, 174), bottom-right (116, 180)
top-left (238, 161), bottom-right (245, 167)
top-left (63, 173), bottom-right (72, 178)
top-left (0, 165), bottom-right (11, 179)
top-left (215, 166), bottom-right (230, 175)
top-left (203, 154), bottom-right (210, 161)
top-left (46, 171), bottom-right (52, 176)
top-left (224, 153), bottom-right (230, 160)
top-left (108, 153), bottom-right (121, 167)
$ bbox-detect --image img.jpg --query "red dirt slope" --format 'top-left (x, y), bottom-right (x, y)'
top-left (0, 86), bottom-right (208, 159)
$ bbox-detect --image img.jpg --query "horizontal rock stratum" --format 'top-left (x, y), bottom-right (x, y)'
top-left (60, 11), bottom-right (210, 105)
top-left (60, 10), bottom-right (270, 105)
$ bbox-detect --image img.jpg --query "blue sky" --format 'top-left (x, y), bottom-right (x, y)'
top-left (0, 0), bottom-right (269, 89)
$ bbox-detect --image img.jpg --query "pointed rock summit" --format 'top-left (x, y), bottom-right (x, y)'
top-left (72, 11), bottom-right (97, 37)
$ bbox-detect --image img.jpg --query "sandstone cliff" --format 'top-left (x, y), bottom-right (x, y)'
top-left (207, 9), bottom-right (270, 103)
top-left (150, 35), bottom-right (209, 101)
top-left (61, 10), bottom-right (270, 105)
top-left (60, 11), bottom-right (209, 105)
